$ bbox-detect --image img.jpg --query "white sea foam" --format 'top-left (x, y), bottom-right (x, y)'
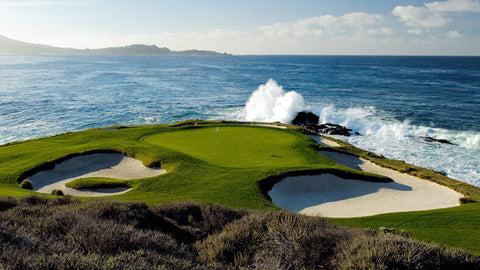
top-left (315, 105), bottom-right (480, 150)
top-left (245, 79), bottom-right (305, 123)
top-left (312, 105), bottom-right (480, 187)
top-left (240, 82), bottom-right (480, 187)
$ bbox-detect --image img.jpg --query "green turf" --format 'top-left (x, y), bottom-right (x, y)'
top-left (0, 122), bottom-right (479, 254)
top-left (143, 126), bottom-right (325, 168)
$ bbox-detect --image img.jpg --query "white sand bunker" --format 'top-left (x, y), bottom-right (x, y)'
top-left (307, 134), bottom-right (340, 147)
top-left (27, 153), bottom-right (166, 197)
top-left (269, 151), bottom-right (463, 218)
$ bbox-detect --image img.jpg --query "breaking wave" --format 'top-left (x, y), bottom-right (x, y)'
top-left (245, 79), bottom-right (305, 123)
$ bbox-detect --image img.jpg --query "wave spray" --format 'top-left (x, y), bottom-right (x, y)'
top-left (245, 79), bottom-right (305, 123)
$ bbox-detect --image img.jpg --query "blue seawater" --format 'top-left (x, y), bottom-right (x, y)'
top-left (0, 55), bottom-right (479, 186)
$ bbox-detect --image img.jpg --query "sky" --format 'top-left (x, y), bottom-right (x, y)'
top-left (0, 0), bottom-right (479, 55)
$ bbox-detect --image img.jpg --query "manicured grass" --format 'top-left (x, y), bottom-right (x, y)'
top-left (143, 126), bottom-right (327, 168)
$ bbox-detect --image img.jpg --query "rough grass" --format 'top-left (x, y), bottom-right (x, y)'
top-left (0, 196), bottom-right (478, 270)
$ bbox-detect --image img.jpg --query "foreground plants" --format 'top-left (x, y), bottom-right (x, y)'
top-left (0, 196), bottom-right (478, 269)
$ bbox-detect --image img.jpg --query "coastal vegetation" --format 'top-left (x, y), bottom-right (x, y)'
top-left (0, 196), bottom-right (478, 269)
top-left (0, 121), bottom-right (479, 265)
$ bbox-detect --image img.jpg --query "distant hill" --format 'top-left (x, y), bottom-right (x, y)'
top-left (0, 35), bottom-right (231, 56)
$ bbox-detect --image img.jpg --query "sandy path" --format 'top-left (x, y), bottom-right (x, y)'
top-left (307, 134), bottom-right (340, 147)
top-left (27, 153), bottom-right (166, 197)
top-left (269, 150), bottom-right (463, 218)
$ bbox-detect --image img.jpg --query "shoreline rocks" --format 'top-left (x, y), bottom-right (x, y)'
top-left (292, 111), bottom-right (360, 136)
top-left (419, 136), bottom-right (456, 145)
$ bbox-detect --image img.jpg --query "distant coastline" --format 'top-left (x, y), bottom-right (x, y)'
top-left (0, 35), bottom-right (231, 56)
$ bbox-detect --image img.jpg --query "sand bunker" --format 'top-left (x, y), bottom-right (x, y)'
top-left (269, 151), bottom-right (463, 218)
top-left (27, 153), bottom-right (166, 197)
top-left (252, 124), bottom-right (287, 129)
top-left (307, 134), bottom-right (340, 147)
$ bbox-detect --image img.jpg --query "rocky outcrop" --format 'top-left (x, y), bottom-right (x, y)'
top-left (419, 136), bottom-right (456, 145)
top-left (316, 123), bottom-right (360, 136)
top-left (292, 111), bottom-right (359, 136)
top-left (292, 111), bottom-right (319, 126)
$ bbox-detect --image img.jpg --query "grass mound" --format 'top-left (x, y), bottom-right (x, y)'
top-left (0, 196), bottom-right (478, 269)
top-left (19, 179), bottom-right (33, 190)
top-left (51, 189), bottom-right (64, 196)
top-left (65, 178), bottom-right (132, 190)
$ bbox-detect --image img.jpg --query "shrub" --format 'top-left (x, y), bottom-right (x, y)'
top-left (51, 190), bottom-right (64, 196)
top-left (194, 212), bottom-right (270, 265)
top-left (252, 213), bottom-right (350, 269)
top-left (19, 179), bottom-right (33, 190)
top-left (19, 195), bottom-right (50, 206)
top-left (0, 196), bottom-right (17, 211)
top-left (0, 198), bottom-right (478, 269)
top-left (155, 201), bottom-right (204, 226)
top-left (154, 201), bottom-right (248, 234)
top-left (200, 204), bottom-right (247, 233)
top-left (460, 197), bottom-right (475, 205)
top-left (333, 234), bottom-right (480, 270)
top-left (379, 226), bottom-right (396, 235)
top-left (76, 200), bottom-right (193, 242)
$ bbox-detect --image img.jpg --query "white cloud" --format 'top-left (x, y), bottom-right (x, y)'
top-left (0, 0), bottom-right (86, 6)
top-left (426, 0), bottom-right (480, 12)
top-left (258, 12), bottom-right (385, 38)
top-left (393, 0), bottom-right (480, 28)
top-left (408, 28), bottom-right (423, 35)
top-left (367, 27), bottom-right (394, 36)
top-left (447, 30), bottom-right (462, 38)
top-left (392, 5), bottom-right (452, 27)
top-left (340, 12), bottom-right (384, 27)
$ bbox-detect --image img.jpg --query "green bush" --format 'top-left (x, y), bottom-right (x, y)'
top-left (0, 196), bottom-right (17, 211)
top-left (19, 179), bottom-right (33, 190)
top-left (460, 197), bottom-right (475, 205)
top-left (51, 190), bottom-right (64, 196)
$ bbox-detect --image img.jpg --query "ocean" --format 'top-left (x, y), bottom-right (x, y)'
top-left (0, 55), bottom-right (479, 187)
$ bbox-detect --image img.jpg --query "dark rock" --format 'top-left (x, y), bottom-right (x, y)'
top-left (292, 111), bottom-right (361, 136)
top-left (292, 111), bottom-right (319, 126)
top-left (316, 123), bottom-right (353, 136)
top-left (419, 136), bottom-right (456, 145)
